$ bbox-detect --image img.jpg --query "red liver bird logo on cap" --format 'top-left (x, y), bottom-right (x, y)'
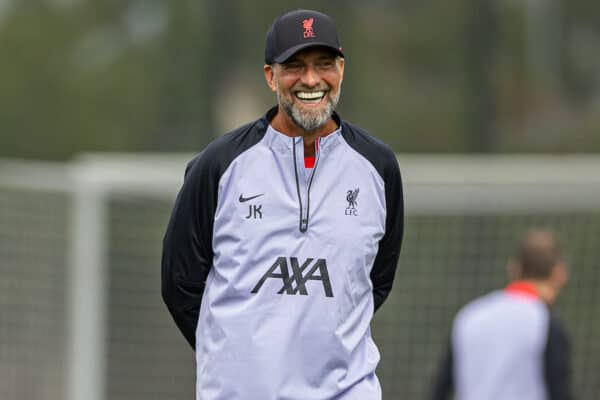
top-left (303, 17), bottom-right (316, 38)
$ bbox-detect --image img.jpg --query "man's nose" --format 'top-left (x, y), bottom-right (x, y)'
top-left (300, 66), bottom-right (319, 87)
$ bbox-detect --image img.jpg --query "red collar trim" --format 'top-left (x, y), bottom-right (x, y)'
top-left (304, 139), bottom-right (319, 168)
top-left (505, 281), bottom-right (539, 299)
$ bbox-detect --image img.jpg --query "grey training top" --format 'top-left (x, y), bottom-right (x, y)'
top-left (431, 285), bottom-right (573, 400)
top-left (162, 107), bottom-right (404, 400)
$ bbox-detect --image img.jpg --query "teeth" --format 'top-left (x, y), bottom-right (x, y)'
top-left (296, 91), bottom-right (325, 101)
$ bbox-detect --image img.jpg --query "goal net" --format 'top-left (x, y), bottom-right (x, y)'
top-left (1, 155), bottom-right (599, 400)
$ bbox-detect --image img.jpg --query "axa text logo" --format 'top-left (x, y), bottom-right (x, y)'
top-left (251, 257), bottom-right (333, 297)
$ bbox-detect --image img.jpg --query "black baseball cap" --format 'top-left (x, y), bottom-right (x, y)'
top-left (265, 9), bottom-right (344, 65)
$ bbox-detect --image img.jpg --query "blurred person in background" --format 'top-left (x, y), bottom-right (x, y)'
top-left (161, 9), bottom-right (403, 400)
top-left (431, 229), bottom-right (573, 400)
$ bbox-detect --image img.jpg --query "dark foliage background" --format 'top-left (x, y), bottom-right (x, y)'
top-left (1, 0), bottom-right (599, 160)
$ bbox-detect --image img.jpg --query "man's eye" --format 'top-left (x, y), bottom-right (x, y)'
top-left (284, 63), bottom-right (302, 70)
top-left (318, 61), bottom-right (335, 68)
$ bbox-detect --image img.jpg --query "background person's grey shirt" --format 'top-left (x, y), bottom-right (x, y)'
top-left (431, 286), bottom-right (573, 400)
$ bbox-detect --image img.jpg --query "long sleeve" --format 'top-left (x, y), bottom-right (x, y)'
top-left (544, 315), bottom-right (574, 400)
top-left (161, 153), bottom-right (220, 349)
top-left (370, 153), bottom-right (404, 311)
top-left (431, 341), bottom-right (454, 400)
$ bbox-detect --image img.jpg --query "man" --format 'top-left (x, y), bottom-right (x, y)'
top-left (161, 9), bottom-right (404, 400)
top-left (431, 229), bottom-right (573, 400)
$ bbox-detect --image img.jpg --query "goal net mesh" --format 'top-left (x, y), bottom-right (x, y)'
top-left (1, 156), bottom-right (598, 400)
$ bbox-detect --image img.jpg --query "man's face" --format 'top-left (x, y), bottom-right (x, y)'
top-left (265, 47), bottom-right (344, 132)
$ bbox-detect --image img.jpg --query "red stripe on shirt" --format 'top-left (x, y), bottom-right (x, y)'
top-left (505, 281), bottom-right (539, 299)
top-left (304, 139), bottom-right (319, 168)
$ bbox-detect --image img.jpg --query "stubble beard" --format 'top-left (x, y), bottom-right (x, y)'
top-left (278, 87), bottom-right (340, 132)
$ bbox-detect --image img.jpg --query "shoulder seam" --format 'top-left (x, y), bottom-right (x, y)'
top-left (340, 121), bottom-right (398, 181)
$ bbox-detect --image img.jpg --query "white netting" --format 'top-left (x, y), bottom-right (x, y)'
top-left (1, 155), bottom-right (599, 400)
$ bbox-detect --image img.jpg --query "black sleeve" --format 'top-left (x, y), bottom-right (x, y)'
top-left (161, 152), bottom-right (220, 349)
top-left (544, 315), bottom-right (574, 400)
top-left (161, 119), bottom-right (266, 349)
top-left (431, 341), bottom-right (454, 400)
top-left (370, 150), bottom-right (404, 311)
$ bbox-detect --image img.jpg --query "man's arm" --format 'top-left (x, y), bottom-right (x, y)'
top-left (161, 153), bottom-right (219, 349)
top-left (544, 315), bottom-right (574, 400)
top-left (431, 342), bottom-right (454, 400)
top-left (370, 153), bottom-right (404, 311)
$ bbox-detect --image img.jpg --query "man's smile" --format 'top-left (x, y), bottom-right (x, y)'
top-left (295, 90), bottom-right (327, 104)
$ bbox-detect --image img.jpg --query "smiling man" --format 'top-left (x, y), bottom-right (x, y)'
top-left (162, 9), bottom-right (404, 400)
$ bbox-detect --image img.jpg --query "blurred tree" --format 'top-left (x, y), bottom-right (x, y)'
top-left (153, 1), bottom-right (212, 151)
top-left (0, 1), bottom-right (166, 158)
top-left (464, 0), bottom-right (497, 152)
top-left (0, 0), bottom-right (599, 160)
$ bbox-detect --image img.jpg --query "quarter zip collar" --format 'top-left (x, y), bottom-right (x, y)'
top-left (292, 137), bottom-right (315, 232)
top-left (260, 106), bottom-right (343, 233)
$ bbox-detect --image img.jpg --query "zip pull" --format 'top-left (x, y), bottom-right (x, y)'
top-left (300, 218), bottom-right (309, 232)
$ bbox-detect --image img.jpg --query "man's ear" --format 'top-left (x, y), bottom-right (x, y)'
top-left (551, 261), bottom-right (569, 290)
top-left (264, 64), bottom-right (277, 92)
top-left (338, 57), bottom-right (345, 84)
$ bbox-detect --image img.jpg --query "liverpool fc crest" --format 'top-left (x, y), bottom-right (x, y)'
top-left (345, 188), bottom-right (359, 216)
